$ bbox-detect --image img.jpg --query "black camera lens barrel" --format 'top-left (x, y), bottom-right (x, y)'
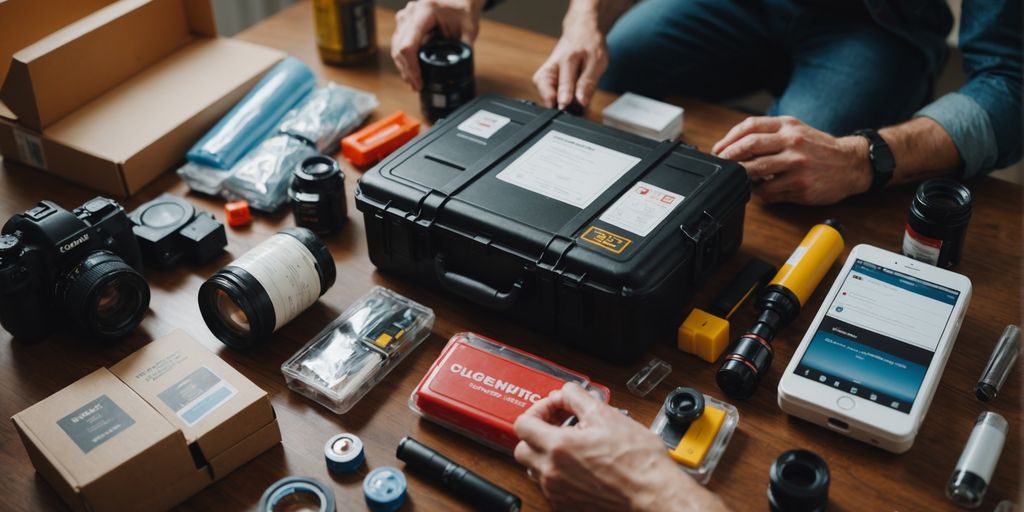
top-left (905, 178), bottom-right (972, 269)
top-left (769, 449), bottom-right (830, 512)
top-left (199, 227), bottom-right (336, 349)
top-left (289, 155), bottom-right (348, 235)
top-left (418, 40), bottom-right (475, 122)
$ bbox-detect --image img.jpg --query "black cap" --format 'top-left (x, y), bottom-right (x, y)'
top-left (664, 387), bottom-right (705, 428)
top-left (292, 155), bottom-right (343, 193)
top-left (768, 449), bottom-right (830, 512)
top-left (418, 40), bottom-right (473, 84)
top-left (822, 218), bottom-right (845, 242)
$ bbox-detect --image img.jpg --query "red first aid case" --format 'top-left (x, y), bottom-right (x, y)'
top-left (410, 332), bottom-right (610, 453)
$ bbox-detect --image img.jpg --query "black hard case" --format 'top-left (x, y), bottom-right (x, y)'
top-left (355, 95), bottom-right (750, 361)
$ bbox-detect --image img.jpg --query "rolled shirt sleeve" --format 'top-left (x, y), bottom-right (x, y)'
top-left (913, 0), bottom-right (1021, 178)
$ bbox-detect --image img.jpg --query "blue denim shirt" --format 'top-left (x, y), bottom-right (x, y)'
top-left (869, 0), bottom-right (1022, 177)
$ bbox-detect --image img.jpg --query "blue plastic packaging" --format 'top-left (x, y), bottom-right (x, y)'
top-left (187, 57), bottom-right (315, 169)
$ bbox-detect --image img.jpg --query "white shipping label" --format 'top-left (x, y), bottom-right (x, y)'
top-left (458, 109), bottom-right (511, 139)
top-left (598, 181), bottom-right (683, 237)
top-left (13, 128), bottom-right (46, 169)
top-left (496, 130), bottom-right (641, 209)
top-left (234, 234), bottom-right (322, 330)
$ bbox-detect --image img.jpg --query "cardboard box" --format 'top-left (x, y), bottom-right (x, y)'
top-left (12, 330), bottom-right (281, 512)
top-left (0, 0), bottom-right (285, 196)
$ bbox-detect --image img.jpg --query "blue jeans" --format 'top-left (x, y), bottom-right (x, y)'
top-left (599, 0), bottom-right (936, 135)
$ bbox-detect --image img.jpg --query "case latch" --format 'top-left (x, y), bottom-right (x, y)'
top-left (681, 210), bottom-right (721, 282)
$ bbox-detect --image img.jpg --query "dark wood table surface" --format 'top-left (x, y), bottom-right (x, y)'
top-left (1, 2), bottom-right (1020, 511)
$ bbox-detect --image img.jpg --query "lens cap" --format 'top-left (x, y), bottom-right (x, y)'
top-left (664, 387), bottom-right (705, 428)
top-left (769, 449), bottom-right (830, 512)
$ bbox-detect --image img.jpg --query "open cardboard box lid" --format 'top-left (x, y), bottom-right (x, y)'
top-left (0, 0), bottom-right (284, 196)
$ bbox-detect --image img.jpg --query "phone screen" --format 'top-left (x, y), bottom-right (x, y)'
top-left (794, 260), bottom-right (960, 414)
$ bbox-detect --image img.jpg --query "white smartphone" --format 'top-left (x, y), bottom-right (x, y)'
top-left (778, 244), bottom-right (972, 453)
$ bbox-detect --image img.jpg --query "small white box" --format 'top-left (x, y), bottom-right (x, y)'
top-left (602, 92), bottom-right (684, 141)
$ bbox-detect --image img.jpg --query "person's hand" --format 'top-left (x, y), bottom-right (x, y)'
top-left (513, 383), bottom-right (730, 512)
top-left (712, 116), bottom-right (874, 205)
top-left (532, 9), bottom-right (608, 110)
top-left (391, 0), bottom-right (484, 91)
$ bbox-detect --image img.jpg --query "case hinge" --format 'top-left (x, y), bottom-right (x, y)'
top-left (681, 210), bottom-right (721, 282)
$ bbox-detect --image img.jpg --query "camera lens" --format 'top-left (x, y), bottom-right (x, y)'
top-left (768, 449), bottom-right (830, 512)
top-left (905, 178), bottom-right (972, 269)
top-left (214, 288), bottom-right (251, 336)
top-left (60, 251), bottom-right (150, 339)
top-left (418, 39), bottom-right (474, 122)
top-left (289, 155), bottom-right (347, 235)
top-left (199, 227), bottom-right (336, 349)
top-left (664, 387), bottom-right (705, 428)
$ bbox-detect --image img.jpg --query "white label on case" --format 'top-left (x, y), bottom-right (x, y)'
top-left (233, 234), bottom-right (322, 330)
top-left (598, 181), bottom-right (683, 237)
top-left (458, 109), bottom-right (511, 139)
top-left (496, 130), bottom-right (641, 209)
top-left (13, 128), bottom-right (46, 169)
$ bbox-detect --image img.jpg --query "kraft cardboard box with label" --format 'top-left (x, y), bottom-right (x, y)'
top-left (0, 0), bottom-right (285, 197)
top-left (11, 330), bottom-right (281, 512)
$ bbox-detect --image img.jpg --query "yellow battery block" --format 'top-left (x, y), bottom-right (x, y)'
top-left (668, 405), bottom-right (726, 468)
top-left (677, 309), bottom-right (730, 362)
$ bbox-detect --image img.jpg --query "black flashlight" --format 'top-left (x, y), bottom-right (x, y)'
top-left (396, 436), bottom-right (521, 512)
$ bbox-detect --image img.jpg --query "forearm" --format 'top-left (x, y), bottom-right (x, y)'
top-left (564, 0), bottom-right (633, 33)
top-left (879, 117), bottom-right (961, 186)
top-left (630, 458), bottom-right (731, 512)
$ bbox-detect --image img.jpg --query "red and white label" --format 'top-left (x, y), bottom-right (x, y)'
top-left (598, 181), bottom-right (683, 237)
top-left (457, 109), bottom-right (511, 139)
top-left (902, 223), bottom-right (942, 265)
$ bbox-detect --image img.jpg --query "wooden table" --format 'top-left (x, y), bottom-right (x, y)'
top-left (1, 2), bottom-right (1020, 511)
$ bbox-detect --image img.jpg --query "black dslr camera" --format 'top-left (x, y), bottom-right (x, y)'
top-left (0, 197), bottom-right (150, 341)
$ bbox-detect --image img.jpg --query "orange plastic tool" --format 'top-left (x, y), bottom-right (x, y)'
top-left (342, 111), bottom-right (421, 167)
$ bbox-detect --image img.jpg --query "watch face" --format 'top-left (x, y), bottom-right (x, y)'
top-left (871, 141), bottom-right (895, 175)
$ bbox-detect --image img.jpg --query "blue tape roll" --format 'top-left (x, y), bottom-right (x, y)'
top-left (187, 57), bottom-right (315, 169)
top-left (325, 433), bottom-right (365, 475)
top-left (363, 467), bottom-right (407, 512)
top-left (259, 476), bottom-right (336, 512)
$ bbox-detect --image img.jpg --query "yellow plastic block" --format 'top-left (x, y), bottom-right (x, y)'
top-left (668, 405), bottom-right (726, 468)
top-left (677, 309), bottom-right (730, 362)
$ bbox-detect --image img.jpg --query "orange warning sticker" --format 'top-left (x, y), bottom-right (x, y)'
top-left (580, 226), bottom-right (632, 254)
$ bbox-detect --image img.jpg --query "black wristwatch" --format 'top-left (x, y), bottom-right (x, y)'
top-left (852, 129), bottom-right (895, 194)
